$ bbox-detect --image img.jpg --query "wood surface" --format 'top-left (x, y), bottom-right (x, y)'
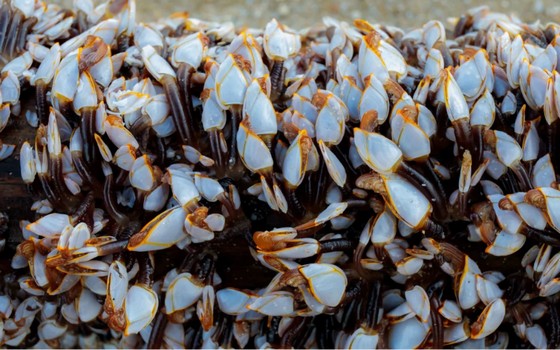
top-left (0, 106), bottom-right (274, 288)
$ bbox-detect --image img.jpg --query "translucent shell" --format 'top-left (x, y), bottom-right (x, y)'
top-left (127, 207), bottom-right (188, 252)
top-left (237, 121), bottom-right (273, 174)
top-left (298, 263), bottom-right (347, 307)
top-left (354, 128), bottom-right (402, 174)
top-left (382, 174), bottom-right (432, 229)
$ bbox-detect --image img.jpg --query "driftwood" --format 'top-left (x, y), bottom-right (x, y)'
top-left (0, 106), bottom-right (35, 251)
top-left (0, 110), bottom-right (274, 288)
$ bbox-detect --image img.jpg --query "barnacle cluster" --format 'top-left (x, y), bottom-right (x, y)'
top-left (2, 0), bottom-right (560, 348)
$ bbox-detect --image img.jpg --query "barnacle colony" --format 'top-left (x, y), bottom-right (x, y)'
top-left (1, 0), bottom-right (560, 348)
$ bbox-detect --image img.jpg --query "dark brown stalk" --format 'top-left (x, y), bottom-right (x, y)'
top-left (80, 107), bottom-right (97, 166)
top-left (177, 62), bottom-right (197, 147)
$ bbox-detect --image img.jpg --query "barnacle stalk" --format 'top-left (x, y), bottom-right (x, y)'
top-left (176, 63), bottom-right (198, 146)
top-left (142, 45), bottom-right (196, 147)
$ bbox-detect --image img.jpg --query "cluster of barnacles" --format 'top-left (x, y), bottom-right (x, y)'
top-left (1, 0), bottom-right (560, 348)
